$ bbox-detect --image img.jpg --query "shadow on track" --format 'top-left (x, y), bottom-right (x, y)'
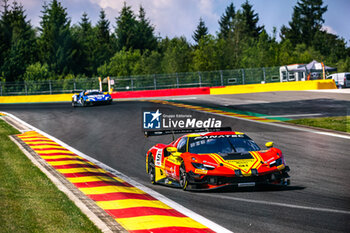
top-left (186, 184), bottom-right (305, 193)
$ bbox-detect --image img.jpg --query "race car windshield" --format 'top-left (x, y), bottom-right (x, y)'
top-left (188, 135), bottom-right (260, 154)
top-left (86, 91), bottom-right (101, 95)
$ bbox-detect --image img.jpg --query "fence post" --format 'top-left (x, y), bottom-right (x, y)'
top-left (131, 78), bottom-right (134, 90)
top-left (176, 73), bottom-right (179, 88)
top-left (153, 74), bottom-right (157, 90)
top-left (73, 80), bottom-right (76, 91)
top-left (49, 80), bottom-right (52, 94)
top-left (0, 81), bottom-right (2, 96)
top-left (242, 69), bottom-right (245, 85)
top-left (198, 72), bottom-right (202, 87)
top-left (263, 67), bottom-right (266, 83)
top-left (220, 70), bottom-right (224, 86)
top-left (25, 81), bottom-right (27, 95)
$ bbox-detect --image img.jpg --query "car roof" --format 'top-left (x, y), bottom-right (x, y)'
top-left (85, 89), bottom-right (100, 92)
top-left (185, 131), bottom-right (244, 138)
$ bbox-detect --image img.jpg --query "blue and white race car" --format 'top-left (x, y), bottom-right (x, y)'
top-left (72, 90), bottom-right (112, 107)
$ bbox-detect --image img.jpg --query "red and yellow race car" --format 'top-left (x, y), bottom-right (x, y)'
top-left (145, 128), bottom-right (290, 190)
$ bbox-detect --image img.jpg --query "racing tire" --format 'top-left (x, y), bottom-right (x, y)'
top-left (82, 99), bottom-right (86, 107)
top-left (72, 100), bottom-right (76, 107)
top-left (179, 162), bottom-right (188, 191)
top-left (148, 154), bottom-right (156, 185)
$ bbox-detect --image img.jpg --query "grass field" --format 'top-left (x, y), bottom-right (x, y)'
top-left (288, 116), bottom-right (350, 133)
top-left (0, 120), bottom-right (101, 233)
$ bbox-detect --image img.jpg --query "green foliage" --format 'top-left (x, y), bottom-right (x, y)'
top-left (141, 50), bottom-right (163, 74)
top-left (0, 0), bottom-right (11, 69)
top-left (192, 35), bottom-right (221, 71)
top-left (281, 0), bottom-right (346, 68)
top-left (96, 9), bottom-right (110, 45)
top-left (0, 1), bottom-right (36, 82)
top-left (192, 18), bottom-right (208, 45)
top-left (218, 2), bottom-right (235, 39)
top-left (240, 0), bottom-right (263, 39)
top-left (96, 63), bottom-right (109, 78)
top-left (224, 11), bottom-right (249, 68)
top-left (281, 0), bottom-right (327, 46)
top-left (93, 9), bottom-right (113, 71)
top-left (100, 49), bottom-right (142, 77)
top-left (293, 44), bottom-right (323, 64)
top-left (222, 0), bottom-right (264, 68)
top-left (161, 37), bottom-right (192, 73)
top-left (313, 30), bottom-right (348, 64)
top-left (71, 12), bottom-right (96, 76)
top-left (278, 39), bottom-right (297, 65)
top-left (115, 3), bottom-right (138, 51)
top-left (337, 57), bottom-right (350, 72)
top-left (0, 0), bottom-right (349, 86)
top-left (38, 0), bottom-right (74, 75)
top-left (115, 3), bottom-right (157, 53)
top-left (135, 6), bottom-right (157, 52)
top-left (23, 62), bottom-right (50, 81)
top-left (240, 30), bottom-right (276, 68)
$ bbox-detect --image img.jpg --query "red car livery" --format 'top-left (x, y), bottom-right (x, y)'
top-left (145, 128), bottom-right (290, 190)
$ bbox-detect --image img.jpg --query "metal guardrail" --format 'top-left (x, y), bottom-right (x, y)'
top-left (0, 67), bottom-right (280, 96)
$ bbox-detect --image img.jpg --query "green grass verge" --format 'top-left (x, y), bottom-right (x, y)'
top-left (288, 116), bottom-right (350, 133)
top-left (0, 120), bottom-right (101, 233)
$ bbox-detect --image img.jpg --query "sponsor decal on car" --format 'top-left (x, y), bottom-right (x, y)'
top-left (155, 149), bottom-right (162, 166)
top-left (195, 169), bottom-right (208, 174)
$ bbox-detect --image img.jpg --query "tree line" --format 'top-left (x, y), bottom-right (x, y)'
top-left (0, 0), bottom-right (349, 83)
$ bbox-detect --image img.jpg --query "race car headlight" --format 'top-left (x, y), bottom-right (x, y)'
top-left (269, 158), bottom-right (283, 167)
top-left (191, 162), bottom-right (215, 170)
top-left (276, 158), bottom-right (283, 166)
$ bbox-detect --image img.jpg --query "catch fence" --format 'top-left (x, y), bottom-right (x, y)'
top-left (0, 66), bottom-right (280, 96)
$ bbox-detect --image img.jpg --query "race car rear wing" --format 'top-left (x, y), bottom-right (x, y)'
top-left (144, 127), bottom-right (232, 137)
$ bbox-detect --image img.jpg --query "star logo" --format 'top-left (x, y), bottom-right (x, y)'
top-left (143, 109), bottom-right (162, 129)
top-left (150, 109), bottom-right (162, 122)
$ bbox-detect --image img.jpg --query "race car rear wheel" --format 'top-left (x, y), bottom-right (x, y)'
top-left (179, 162), bottom-right (188, 190)
top-left (72, 100), bottom-right (76, 107)
top-left (148, 154), bottom-right (156, 184)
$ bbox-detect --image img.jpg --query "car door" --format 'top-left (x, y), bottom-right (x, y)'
top-left (164, 137), bottom-right (187, 179)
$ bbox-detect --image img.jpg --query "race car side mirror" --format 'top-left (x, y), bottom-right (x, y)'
top-left (265, 141), bottom-right (274, 148)
top-left (166, 147), bottom-right (177, 153)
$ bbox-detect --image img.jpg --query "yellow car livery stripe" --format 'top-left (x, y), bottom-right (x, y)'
top-left (209, 152), bottom-right (262, 174)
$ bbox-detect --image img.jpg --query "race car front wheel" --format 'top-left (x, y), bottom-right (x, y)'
top-left (148, 154), bottom-right (156, 184)
top-left (179, 162), bottom-right (188, 190)
top-left (72, 100), bottom-right (76, 107)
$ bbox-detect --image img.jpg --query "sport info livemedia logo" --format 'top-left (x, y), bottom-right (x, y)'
top-left (143, 109), bottom-right (162, 129)
top-left (143, 109), bottom-right (222, 130)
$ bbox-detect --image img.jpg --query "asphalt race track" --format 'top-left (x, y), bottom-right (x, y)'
top-left (1, 92), bottom-right (350, 233)
top-left (162, 90), bottom-right (350, 119)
